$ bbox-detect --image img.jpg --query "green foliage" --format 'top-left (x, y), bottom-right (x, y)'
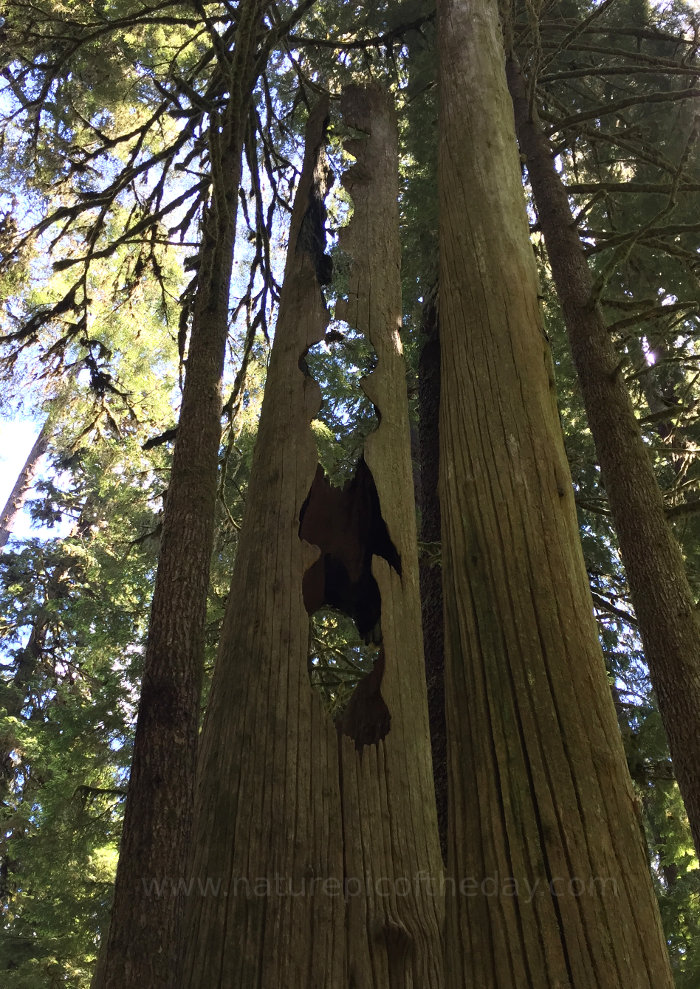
top-left (0, 226), bottom-right (180, 983)
top-left (1, 531), bottom-right (144, 985)
top-left (306, 325), bottom-right (378, 483)
top-left (308, 609), bottom-right (378, 718)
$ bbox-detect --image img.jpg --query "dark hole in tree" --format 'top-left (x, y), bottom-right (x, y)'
top-left (300, 458), bottom-right (400, 749)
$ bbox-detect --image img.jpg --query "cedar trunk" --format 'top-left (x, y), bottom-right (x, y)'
top-left (507, 55), bottom-right (700, 858)
top-left (437, 1), bottom-right (674, 986)
top-left (183, 88), bottom-right (443, 988)
top-left (335, 87), bottom-right (443, 988)
top-left (93, 6), bottom-right (265, 986)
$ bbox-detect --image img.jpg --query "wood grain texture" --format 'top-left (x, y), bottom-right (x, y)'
top-left (437, 1), bottom-right (674, 986)
top-left (183, 88), bottom-right (443, 988)
top-left (336, 84), bottom-right (444, 989)
top-left (508, 53), bottom-right (700, 862)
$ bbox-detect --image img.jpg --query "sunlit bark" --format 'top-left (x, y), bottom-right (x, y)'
top-left (508, 54), bottom-right (700, 860)
top-left (183, 88), bottom-right (443, 989)
top-left (437, 0), bottom-right (674, 985)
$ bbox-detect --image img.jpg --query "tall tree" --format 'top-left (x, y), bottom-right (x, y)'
top-left (4, 0), bottom-right (700, 982)
top-left (506, 49), bottom-right (700, 859)
top-left (437, 0), bottom-right (674, 984)
top-left (334, 85), bottom-right (443, 987)
top-left (92, 3), bottom-right (270, 985)
top-left (183, 87), bottom-right (443, 988)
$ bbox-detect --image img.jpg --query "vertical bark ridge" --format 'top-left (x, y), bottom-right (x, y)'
top-left (417, 290), bottom-right (447, 862)
top-left (335, 85), bottom-right (444, 989)
top-left (437, 1), bottom-right (675, 986)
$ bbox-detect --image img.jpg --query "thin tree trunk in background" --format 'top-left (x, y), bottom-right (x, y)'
top-left (0, 416), bottom-right (50, 549)
top-left (437, 1), bottom-right (674, 986)
top-left (93, 5), bottom-right (265, 986)
top-left (417, 288), bottom-right (447, 861)
top-left (507, 55), bottom-right (700, 859)
top-left (184, 87), bottom-right (443, 988)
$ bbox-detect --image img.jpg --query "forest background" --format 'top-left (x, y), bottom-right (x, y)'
top-left (0, 0), bottom-right (699, 985)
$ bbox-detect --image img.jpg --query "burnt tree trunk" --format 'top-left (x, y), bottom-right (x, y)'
top-left (437, 1), bottom-right (674, 986)
top-left (183, 87), bottom-right (443, 988)
top-left (508, 54), bottom-right (700, 859)
top-left (93, 5), bottom-right (266, 987)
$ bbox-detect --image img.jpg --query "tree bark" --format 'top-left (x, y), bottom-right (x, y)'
top-left (0, 416), bottom-right (50, 549)
top-left (437, 1), bottom-right (674, 986)
top-left (417, 289), bottom-right (447, 862)
top-left (92, 5), bottom-right (266, 987)
top-left (335, 85), bottom-right (444, 989)
top-left (507, 54), bottom-right (700, 859)
top-left (183, 87), bottom-right (443, 988)
top-left (182, 95), bottom-right (340, 989)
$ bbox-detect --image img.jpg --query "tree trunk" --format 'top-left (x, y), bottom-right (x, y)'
top-left (507, 54), bottom-right (700, 859)
top-left (183, 87), bottom-right (443, 988)
top-left (0, 416), bottom-right (50, 549)
top-left (437, 1), bottom-right (674, 986)
top-left (335, 85), bottom-right (444, 989)
top-left (417, 289), bottom-right (447, 862)
top-left (92, 5), bottom-right (265, 987)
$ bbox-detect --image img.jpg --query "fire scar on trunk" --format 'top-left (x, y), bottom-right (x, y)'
top-left (299, 457), bottom-right (400, 748)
